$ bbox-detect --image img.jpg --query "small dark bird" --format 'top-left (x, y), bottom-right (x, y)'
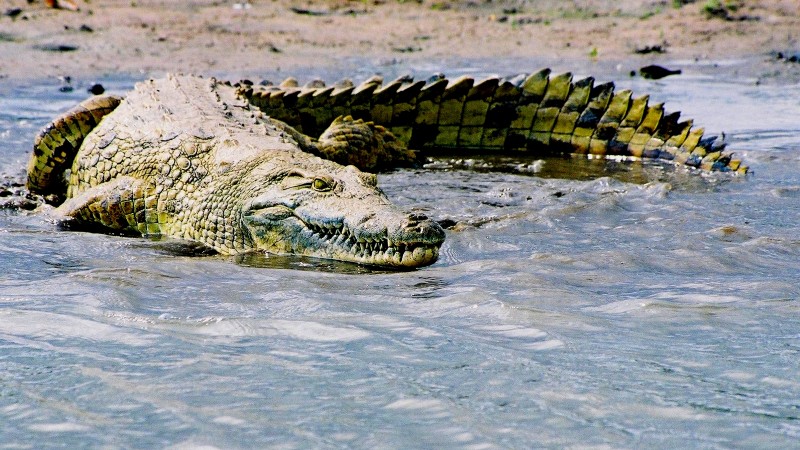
top-left (639, 65), bottom-right (682, 80)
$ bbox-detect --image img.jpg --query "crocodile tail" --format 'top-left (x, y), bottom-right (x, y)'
top-left (238, 70), bottom-right (747, 174)
top-left (27, 94), bottom-right (123, 196)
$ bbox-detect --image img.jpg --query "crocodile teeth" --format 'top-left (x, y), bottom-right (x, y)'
top-left (304, 219), bottom-right (420, 264)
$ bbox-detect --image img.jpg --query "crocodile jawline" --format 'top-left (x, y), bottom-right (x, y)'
top-left (303, 219), bottom-right (440, 267)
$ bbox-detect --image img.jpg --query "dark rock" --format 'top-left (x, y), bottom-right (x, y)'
top-left (88, 83), bottom-right (104, 95)
top-left (290, 7), bottom-right (327, 16)
top-left (0, 177), bottom-right (44, 211)
top-left (392, 46), bottom-right (421, 53)
top-left (35, 43), bottom-right (79, 52)
top-left (339, 8), bottom-right (368, 16)
top-left (635, 45), bottom-right (666, 54)
top-left (513, 17), bottom-right (543, 25)
top-left (775, 51), bottom-right (800, 63)
top-left (4, 7), bottom-right (22, 18)
top-left (703, 1), bottom-right (759, 22)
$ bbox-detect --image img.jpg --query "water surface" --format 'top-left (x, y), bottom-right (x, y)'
top-left (1, 66), bottom-right (799, 448)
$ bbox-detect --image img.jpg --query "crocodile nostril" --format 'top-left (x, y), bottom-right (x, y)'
top-left (405, 213), bottom-right (429, 227)
top-left (404, 219), bottom-right (419, 229)
top-left (402, 212), bottom-right (437, 234)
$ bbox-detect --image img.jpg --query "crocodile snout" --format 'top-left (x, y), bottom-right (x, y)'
top-left (400, 212), bottom-right (445, 244)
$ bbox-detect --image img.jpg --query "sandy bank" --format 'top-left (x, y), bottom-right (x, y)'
top-left (1, 0), bottom-right (799, 84)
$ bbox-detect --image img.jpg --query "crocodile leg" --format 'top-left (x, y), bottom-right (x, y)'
top-left (310, 115), bottom-right (418, 172)
top-left (27, 94), bottom-right (123, 197)
top-left (269, 115), bottom-right (417, 172)
top-left (239, 70), bottom-right (747, 173)
top-left (56, 176), bottom-right (163, 236)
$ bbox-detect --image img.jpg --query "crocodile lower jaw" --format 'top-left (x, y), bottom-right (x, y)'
top-left (303, 220), bottom-right (441, 268)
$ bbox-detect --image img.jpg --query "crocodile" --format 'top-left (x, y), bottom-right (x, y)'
top-left (26, 70), bottom-right (748, 269)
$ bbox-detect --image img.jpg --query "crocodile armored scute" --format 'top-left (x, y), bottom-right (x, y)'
top-left (239, 68), bottom-right (746, 174)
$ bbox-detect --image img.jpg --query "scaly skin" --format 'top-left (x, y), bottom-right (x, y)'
top-left (239, 69), bottom-right (747, 173)
top-left (28, 74), bottom-right (444, 268)
top-left (27, 94), bottom-right (122, 196)
top-left (27, 69), bottom-right (750, 269)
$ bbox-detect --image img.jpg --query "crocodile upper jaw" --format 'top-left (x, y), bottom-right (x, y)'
top-left (243, 203), bottom-right (444, 268)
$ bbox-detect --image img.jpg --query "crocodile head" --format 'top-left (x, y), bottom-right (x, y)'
top-left (240, 153), bottom-right (445, 269)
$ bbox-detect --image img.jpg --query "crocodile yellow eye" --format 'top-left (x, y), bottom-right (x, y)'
top-left (312, 177), bottom-right (333, 192)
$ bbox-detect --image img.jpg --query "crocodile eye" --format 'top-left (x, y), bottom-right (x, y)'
top-left (312, 177), bottom-right (333, 192)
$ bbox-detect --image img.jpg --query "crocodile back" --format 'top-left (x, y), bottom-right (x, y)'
top-left (239, 69), bottom-right (746, 173)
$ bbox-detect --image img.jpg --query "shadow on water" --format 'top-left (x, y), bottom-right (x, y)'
top-left (132, 237), bottom-right (219, 257)
top-left (123, 236), bottom-right (401, 274)
top-left (233, 251), bottom-right (401, 274)
top-left (423, 153), bottom-right (746, 191)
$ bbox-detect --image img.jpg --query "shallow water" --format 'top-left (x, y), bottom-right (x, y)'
top-left (1, 66), bottom-right (799, 448)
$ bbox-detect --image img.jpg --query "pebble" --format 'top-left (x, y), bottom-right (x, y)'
top-left (3, 7), bottom-right (22, 18)
top-left (88, 83), bottom-right (105, 95)
top-left (35, 44), bottom-right (79, 52)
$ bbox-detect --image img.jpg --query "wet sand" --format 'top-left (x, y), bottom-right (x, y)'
top-left (1, 0), bottom-right (800, 84)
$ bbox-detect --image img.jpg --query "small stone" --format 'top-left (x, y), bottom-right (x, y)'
top-left (634, 44), bottom-right (666, 54)
top-left (88, 83), bottom-right (104, 95)
top-left (4, 8), bottom-right (22, 18)
top-left (36, 44), bottom-right (79, 52)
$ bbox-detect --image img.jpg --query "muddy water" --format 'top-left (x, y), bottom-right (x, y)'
top-left (0, 66), bottom-right (798, 448)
